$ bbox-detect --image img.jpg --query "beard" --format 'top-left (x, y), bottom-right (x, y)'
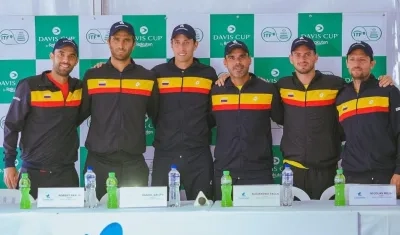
top-left (229, 64), bottom-right (248, 78)
top-left (350, 68), bottom-right (369, 80)
top-left (294, 63), bottom-right (314, 75)
top-left (54, 63), bottom-right (73, 77)
top-left (111, 48), bottom-right (131, 61)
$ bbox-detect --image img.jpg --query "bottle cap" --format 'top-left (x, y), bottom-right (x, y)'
top-left (337, 168), bottom-right (343, 174)
top-left (21, 173), bottom-right (28, 178)
top-left (284, 163), bottom-right (290, 169)
top-left (223, 170), bottom-right (230, 176)
top-left (171, 164), bottom-right (177, 169)
top-left (87, 166), bottom-right (93, 171)
top-left (108, 172), bottom-right (115, 177)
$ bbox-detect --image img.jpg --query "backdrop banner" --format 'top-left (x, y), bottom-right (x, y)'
top-left (0, 13), bottom-right (387, 187)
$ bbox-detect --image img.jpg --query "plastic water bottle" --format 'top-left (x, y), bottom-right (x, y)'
top-left (334, 168), bottom-right (346, 206)
top-left (221, 170), bottom-right (233, 207)
top-left (84, 166), bottom-right (97, 208)
top-left (168, 164), bottom-right (180, 207)
top-left (19, 173), bottom-right (31, 209)
top-left (106, 172), bottom-right (118, 209)
top-left (282, 164), bottom-right (294, 206)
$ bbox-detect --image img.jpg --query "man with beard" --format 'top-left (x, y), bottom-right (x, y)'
top-left (150, 24), bottom-right (217, 200)
top-left (336, 41), bottom-right (400, 195)
top-left (79, 21), bottom-right (159, 199)
top-left (215, 36), bottom-right (393, 199)
top-left (211, 40), bottom-right (283, 200)
top-left (3, 38), bottom-right (81, 199)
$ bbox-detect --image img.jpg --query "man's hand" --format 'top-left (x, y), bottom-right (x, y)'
top-left (378, 75), bottom-right (394, 87)
top-left (4, 167), bottom-right (18, 189)
top-left (92, 62), bottom-right (106, 69)
top-left (215, 72), bottom-right (230, 87)
top-left (390, 174), bottom-right (400, 195)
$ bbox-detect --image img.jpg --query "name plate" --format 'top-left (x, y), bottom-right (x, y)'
top-left (119, 186), bottom-right (167, 208)
top-left (233, 184), bottom-right (280, 207)
top-left (37, 187), bottom-right (84, 208)
top-left (348, 184), bottom-right (397, 206)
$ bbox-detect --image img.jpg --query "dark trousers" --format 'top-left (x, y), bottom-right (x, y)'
top-left (84, 151), bottom-right (149, 200)
top-left (151, 148), bottom-right (214, 200)
top-left (18, 165), bottom-right (79, 200)
top-left (213, 170), bottom-right (273, 201)
top-left (344, 170), bottom-right (393, 184)
top-left (291, 165), bottom-right (337, 200)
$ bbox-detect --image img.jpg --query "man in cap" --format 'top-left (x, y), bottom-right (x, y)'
top-left (215, 36), bottom-right (393, 199)
top-left (336, 41), bottom-right (400, 194)
top-left (3, 38), bottom-right (82, 199)
top-left (78, 21), bottom-right (159, 199)
top-left (150, 24), bottom-right (217, 200)
top-left (210, 40), bottom-right (283, 200)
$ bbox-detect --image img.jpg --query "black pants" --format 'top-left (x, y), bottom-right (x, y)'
top-left (213, 170), bottom-right (273, 201)
top-left (84, 151), bottom-right (149, 200)
top-left (18, 166), bottom-right (79, 200)
top-left (151, 148), bottom-right (214, 200)
top-left (291, 165), bottom-right (337, 200)
top-left (344, 170), bottom-right (393, 184)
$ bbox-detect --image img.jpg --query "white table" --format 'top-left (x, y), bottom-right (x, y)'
top-left (0, 200), bottom-right (399, 235)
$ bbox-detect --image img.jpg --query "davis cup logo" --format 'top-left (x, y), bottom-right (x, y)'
top-left (0, 29), bottom-right (29, 45)
top-left (261, 27), bottom-right (292, 42)
top-left (227, 25), bottom-right (236, 34)
top-left (273, 156), bottom-right (280, 165)
top-left (351, 26), bottom-right (382, 41)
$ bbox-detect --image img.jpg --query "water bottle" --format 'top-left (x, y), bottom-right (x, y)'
top-left (106, 172), bottom-right (118, 209)
top-left (19, 173), bottom-right (31, 209)
top-left (281, 164), bottom-right (294, 206)
top-left (334, 168), bottom-right (346, 206)
top-left (168, 164), bottom-right (180, 207)
top-left (84, 166), bottom-right (97, 208)
top-left (221, 170), bottom-right (233, 207)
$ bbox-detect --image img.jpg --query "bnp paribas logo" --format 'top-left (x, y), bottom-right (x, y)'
top-left (261, 27), bottom-right (292, 42)
top-left (0, 29), bottom-right (29, 45)
top-left (301, 23), bottom-right (340, 46)
top-left (351, 26), bottom-right (382, 41)
top-left (213, 24), bottom-right (251, 46)
top-left (194, 28), bottom-right (204, 42)
top-left (38, 26), bottom-right (76, 48)
top-left (135, 25), bottom-right (163, 48)
top-left (86, 29), bottom-right (109, 44)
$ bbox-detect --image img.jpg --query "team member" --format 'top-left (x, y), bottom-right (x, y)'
top-left (211, 40), bottom-right (283, 200)
top-left (336, 41), bottom-right (400, 194)
top-left (150, 24), bottom-right (217, 200)
top-left (215, 37), bottom-right (393, 199)
top-left (78, 21), bottom-right (159, 199)
top-left (3, 38), bottom-right (81, 199)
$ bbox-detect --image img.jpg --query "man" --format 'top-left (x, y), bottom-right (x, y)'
top-left (211, 40), bottom-right (283, 200)
top-left (150, 24), bottom-right (217, 200)
top-left (215, 36), bottom-right (393, 199)
top-left (3, 38), bottom-right (81, 199)
top-left (78, 21), bottom-right (159, 199)
top-left (336, 41), bottom-right (400, 194)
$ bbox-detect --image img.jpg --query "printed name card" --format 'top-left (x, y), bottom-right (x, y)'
top-left (233, 184), bottom-right (281, 207)
top-left (119, 186), bottom-right (167, 208)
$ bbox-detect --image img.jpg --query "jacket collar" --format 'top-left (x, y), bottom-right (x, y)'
top-left (106, 57), bottom-right (136, 71)
top-left (225, 73), bottom-right (257, 88)
top-left (167, 57), bottom-right (201, 70)
top-left (292, 70), bottom-right (323, 88)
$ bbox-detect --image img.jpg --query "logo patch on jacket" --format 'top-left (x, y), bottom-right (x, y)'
top-left (161, 80), bottom-right (169, 86)
top-left (43, 93), bottom-right (51, 99)
top-left (220, 98), bottom-right (228, 103)
top-left (287, 92), bottom-right (294, 97)
top-left (98, 80), bottom-right (106, 86)
top-left (342, 106), bottom-right (348, 111)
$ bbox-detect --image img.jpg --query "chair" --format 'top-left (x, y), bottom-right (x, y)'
top-left (99, 188), bottom-right (120, 205)
top-left (292, 186), bottom-right (311, 201)
top-left (320, 184), bottom-right (360, 200)
top-left (0, 189), bottom-right (35, 204)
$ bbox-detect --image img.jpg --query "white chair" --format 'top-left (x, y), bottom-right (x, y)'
top-left (99, 188), bottom-right (120, 204)
top-left (320, 184), bottom-right (360, 201)
top-left (0, 189), bottom-right (35, 204)
top-left (292, 186), bottom-right (311, 201)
